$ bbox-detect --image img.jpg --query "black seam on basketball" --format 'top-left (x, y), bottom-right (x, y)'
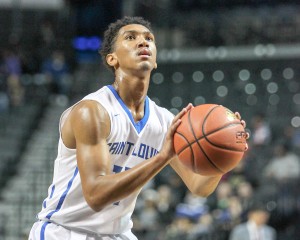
top-left (178, 121), bottom-right (243, 153)
top-left (189, 107), bottom-right (224, 174)
top-left (203, 123), bottom-right (245, 152)
top-left (182, 111), bottom-right (196, 171)
top-left (175, 131), bottom-right (195, 164)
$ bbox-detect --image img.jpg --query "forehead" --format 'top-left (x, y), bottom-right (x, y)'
top-left (118, 24), bottom-right (152, 36)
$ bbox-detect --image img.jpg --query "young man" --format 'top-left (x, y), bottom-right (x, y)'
top-left (29, 16), bottom-right (248, 240)
top-left (229, 203), bottom-right (276, 240)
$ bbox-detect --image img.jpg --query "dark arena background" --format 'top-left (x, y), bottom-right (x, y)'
top-left (0, 0), bottom-right (300, 239)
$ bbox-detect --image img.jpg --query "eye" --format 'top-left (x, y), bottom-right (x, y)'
top-left (146, 36), bottom-right (154, 42)
top-left (125, 35), bottom-right (135, 40)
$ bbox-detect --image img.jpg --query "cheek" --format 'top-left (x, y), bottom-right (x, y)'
top-left (115, 43), bottom-right (133, 57)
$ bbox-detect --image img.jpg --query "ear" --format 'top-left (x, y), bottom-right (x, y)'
top-left (154, 62), bottom-right (158, 69)
top-left (106, 53), bottom-right (118, 68)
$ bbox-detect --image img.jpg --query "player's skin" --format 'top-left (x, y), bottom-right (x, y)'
top-left (61, 24), bottom-right (248, 212)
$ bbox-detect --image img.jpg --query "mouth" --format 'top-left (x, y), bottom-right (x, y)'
top-left (138, 48), bottom-right (151, 57)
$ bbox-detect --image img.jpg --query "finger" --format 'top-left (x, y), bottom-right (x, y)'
top-left (245, 132), bottom-right (250, 139)
top-left (172, 119), bottom-right (182, 133)
top-left (174, 106), bottom-right (190, 122)
top-left (167, 118), bottom-right (182, 140)
top-left (241, 120), bottom-right (247, 128)
top-left (235, 112), bottom-right (241, 120)
top-left (185, 103), bottom-right (194, 111)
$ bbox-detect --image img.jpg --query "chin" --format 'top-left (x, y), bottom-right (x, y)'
top-left (139, 62), bottom-right (153, 71)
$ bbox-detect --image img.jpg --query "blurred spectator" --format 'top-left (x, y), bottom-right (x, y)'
top-left (133, 189), bottom-right (161, 240)
top-left (156, 184), bottom-right (175, 224)
top-left (209, 181), bottom-right (233, 211)
top-left (138, 189), bottom-right (159, 231)
top-left (207, 181), bottom-right (235, 237)
top-left (7, 74), bottom-right (25, 107)
top-left (189, 212), bottom-right (214, 239)
top-left (291, 128), bottom-right (300, 150)
top-left (243, 113), bottom-right (272, 186)
top-left (165, 216), bottom-right (193, 240)
top-left (283, 125), bottom-right (300, 150)
top-left (227, 196), bottom-right (243, 225)
top-left (2, 49), bottom-right (22, 76)
top-left (250, 113), bottom-right (272, 147)
top-left (175, 191), bottom-right (208, 221)
top-left (40, 20), bottom-right (56, 48)
top-left (236, 181), bottom-right (255, 218)
top-left (41, 50), bottom-right (71, 97)
top-left (229, 202), bottom-right (276, 240)
top-left (263, 140), bottom-right (300, 181)
top-left (155, 166), bottom-right (186, 204)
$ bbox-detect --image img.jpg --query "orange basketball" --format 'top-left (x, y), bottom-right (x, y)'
top-left (174, 104), bottom-right (248, 176)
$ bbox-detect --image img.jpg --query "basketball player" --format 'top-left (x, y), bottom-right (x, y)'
top-left (29, 16), bottom-right (248, 240)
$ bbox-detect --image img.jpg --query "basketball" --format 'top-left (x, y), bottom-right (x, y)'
top-left (174, 104), bottom-right (248, 176)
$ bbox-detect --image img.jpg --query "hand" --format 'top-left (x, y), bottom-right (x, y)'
top-left (159, 103), bottom-right (194, 161)
top-left (235, 112), bottom-right (250, 150)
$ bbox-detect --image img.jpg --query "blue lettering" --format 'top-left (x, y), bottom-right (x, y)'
top-left (110, 142), bottom-right (119, 154)
top-left (144, 145), bottom-right (150, 159)
top-left (138, 144), bottom-right (146, 159)
top-left (116, 142), bottom-right (126, 154)
top-left (149, 147), bottom-right (155, 158)
top-left (113, 165), bottom-right (122, 173)
top-left (132, 147), bottom-right (138, 156)
top-left (112, 165), bottom-right (130, 173)
top-left (108, 141), bottom-right (159, 160)
top-left (125, 142), bottom-right (134, 155)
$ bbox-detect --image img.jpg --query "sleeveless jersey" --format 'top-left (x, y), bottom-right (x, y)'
top-left (37, 85), bottom-right (174, 235)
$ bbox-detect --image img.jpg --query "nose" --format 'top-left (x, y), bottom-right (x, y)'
top-left (137, 37), bottom-right (149, 48)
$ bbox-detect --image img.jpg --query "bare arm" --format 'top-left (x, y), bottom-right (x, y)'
top-left (170, 157), bottom-right (222, 197)
top-left (62, 100), bottom-right (188, 212)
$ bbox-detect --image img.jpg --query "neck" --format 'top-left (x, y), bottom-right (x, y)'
top-left (113, 70), bottom-right (150, 122)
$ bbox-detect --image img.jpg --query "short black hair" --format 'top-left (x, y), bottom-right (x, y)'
top-left (99, 16), bottom-right (153, 72)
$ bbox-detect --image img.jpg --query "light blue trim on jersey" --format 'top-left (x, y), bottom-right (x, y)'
top-left (43, 184), bottom-right (56, 208)
top-left (45, 167), bottom-right (79, 220)
top-left (50, 185), bottom-right (56, 198)
top-left (40, 221), bottom-right (50, 240)
top-left (107, 85), bottom-right (150, 134)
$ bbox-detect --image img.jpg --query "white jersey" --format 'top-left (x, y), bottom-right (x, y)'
top-left (37, 85), bottom-right (174, 235)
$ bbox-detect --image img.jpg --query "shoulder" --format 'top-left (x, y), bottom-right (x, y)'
top-left (68, 99), bottom-right (111, 140)
top-left (232, 223), bottom-right (248, 233)
top-left (71, 100), bottom-right (109, 123)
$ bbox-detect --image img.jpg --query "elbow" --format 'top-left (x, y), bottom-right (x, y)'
top-left (189, 175), bottom-right (222, 197)
top-left (191, 187), bottom-right (214, 198)
top-left (85, 196), bottom-right (104, 212)
top-left (84, 191), bottom-right (110, 212)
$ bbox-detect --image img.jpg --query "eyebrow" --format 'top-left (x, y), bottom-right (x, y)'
top-left (122, 30), bottom-right (154, 36)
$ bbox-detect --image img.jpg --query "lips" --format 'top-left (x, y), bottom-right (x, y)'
top-left (138, 48), bottom-right (151, 56)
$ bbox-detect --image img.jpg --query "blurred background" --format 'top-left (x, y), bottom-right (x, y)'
top-left (0, 0), bottom-right (300, 239)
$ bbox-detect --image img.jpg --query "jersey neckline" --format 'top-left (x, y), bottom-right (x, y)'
top-left (107, 85), bottom-right (150, 134)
